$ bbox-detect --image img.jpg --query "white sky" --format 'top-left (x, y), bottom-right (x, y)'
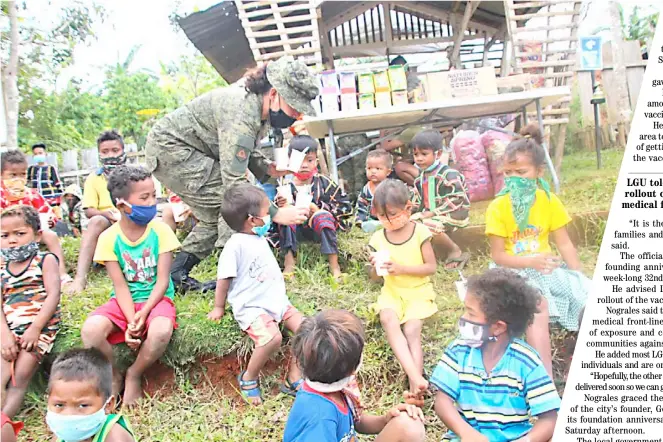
top-left (38, 0), bottom-right (661, 90)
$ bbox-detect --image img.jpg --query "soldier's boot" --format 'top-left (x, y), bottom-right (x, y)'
top-left (171, 252), bottom-right (204, 293)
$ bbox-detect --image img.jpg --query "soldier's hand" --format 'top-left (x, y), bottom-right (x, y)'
top-left (267, 162), bottom-right (289, 178)
top-left (273, 206), bottom-right (309, 226)
top-left (275, 195), bottom-right (288, 208)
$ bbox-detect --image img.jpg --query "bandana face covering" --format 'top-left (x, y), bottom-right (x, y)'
top-left (497, 176), bottom-right (550, 232)
top-left (1, 242), bottom-right (39, 262)
top-left (377, 211), bottom-right (410, 231)
top-left (3, 178), bottom-right (27, 200)
top-left (458, 317), bottom-right (495, 348)
top-left (100, 153), bottom-right (127, 173)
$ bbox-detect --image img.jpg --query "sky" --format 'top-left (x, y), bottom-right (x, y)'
top-left (31, 0), bottom-right (663, 90)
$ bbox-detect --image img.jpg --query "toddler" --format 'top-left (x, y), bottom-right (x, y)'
top-left (355, 148), bottom-right (393, 232)
top-left (1, 205), bottom-right (61, 418)
top-left (209, 183), bottom-right (303, 405)
top-left (61, 184), bottom-right (88, 237)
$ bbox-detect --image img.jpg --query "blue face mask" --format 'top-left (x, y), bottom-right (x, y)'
top-left (46, 402), bottom-right (108, 442)
top-left (251, 214), bottom-right (272, 237)
top-left (423, 160), bottom-right (440, 172)
top-left (34, 154), bottom-right (46, 164)
top-left (121, 201), bottom-right (157, 226)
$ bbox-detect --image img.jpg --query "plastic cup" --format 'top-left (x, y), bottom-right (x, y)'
top-left (295, 190), bottom-right (313, 208)
top-left (171, 202), bottom-right (187, 223)
top-left (372, 250), bottom-right (390, 277)
top-left (274, 147), bottom-right (289, 171)
top-left (39, 214), bottom-right (51, 231)
top-left (277, 185), bottom-right (293, 205)
top-left (288, 149), bottom-right (307, 173)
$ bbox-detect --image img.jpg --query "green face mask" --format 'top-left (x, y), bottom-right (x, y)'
top-left (497, 176), bottom-right (550, 232)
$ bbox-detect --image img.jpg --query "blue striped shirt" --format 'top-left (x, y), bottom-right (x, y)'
top-left (431, 338), bottom-right (560, 441)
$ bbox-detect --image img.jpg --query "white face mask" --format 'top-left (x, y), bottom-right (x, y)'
top-left (458, 317), bottom-right (495, 348)
top-left (306, 356), bottom-right (362, 393)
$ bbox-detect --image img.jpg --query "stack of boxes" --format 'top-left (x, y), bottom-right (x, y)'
top-left (358, 73), bottom-right (375, 110)
top-left (339, 72), bottom-right (357, 112)
top-left (319, 71), bottom-right (340, 114)
top-left (388, 66), bottom-right (408, 106)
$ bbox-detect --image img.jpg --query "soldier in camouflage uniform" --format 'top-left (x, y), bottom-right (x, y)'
top-left (145, 56), bottom-right (318, 292)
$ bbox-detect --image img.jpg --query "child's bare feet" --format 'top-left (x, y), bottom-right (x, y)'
top-left (65, 277), bottom-right (86, 294)
top-left (409, 376), bottom-right (429, 398)
top-left (122, 370), bottom-right (143, 406)
top-left (403, 390), bottom-right (425, 408)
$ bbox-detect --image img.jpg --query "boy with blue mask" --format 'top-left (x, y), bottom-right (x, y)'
top-left (208, 183), bottom-right (303, 405)
top-left (431, 269), bottom-right (559, 442)
top-left (80, 166), bottom-right (181, 406)
top-left (46, 348), bottom-right (135, 442)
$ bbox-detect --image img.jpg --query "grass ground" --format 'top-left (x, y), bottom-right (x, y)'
top-left (14, 149), bottom-right (620, 441)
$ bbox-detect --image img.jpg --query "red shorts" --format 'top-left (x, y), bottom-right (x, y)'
top-left (1, 412), bottom-right (23, 436)
top-left (91, 297), bottom-right (178, 345)
top-left (246, 306), bottom-right (299, 347)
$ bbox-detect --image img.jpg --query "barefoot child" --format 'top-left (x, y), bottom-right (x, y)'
top-left (409, 130), bottom-right (471, 270)
top-left (284, 309), bottom-right (426, 442)
top-left (209, 184), bottom-right (304, 405)
top-left (80, 165), bottom-right (180, 406)
top-left (0, 150), bottom-right (70, 283)
top-left (1, 205), bottom-right (61, 418)
top-left (46, 348), bottom-right (135, 442)
top-left (368, 179), bottom-right (437, 405)
top-left (275, 135), bottom-right (352, 280)
top-left (355, 148), bottom-right (392, 232)
top-left (432, 269), bottom-right (559, 441)
top-left (485, 125), bottom-right (588, 376)
top-left (69, 130), bottom-right (125, 293)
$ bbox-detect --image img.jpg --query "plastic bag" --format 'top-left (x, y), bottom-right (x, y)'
top-left (450, 130), bottom-right (493, 202)
top-left (480, 130), bottom-right (512, 194)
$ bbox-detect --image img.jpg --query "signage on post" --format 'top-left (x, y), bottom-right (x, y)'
top-left (579, 36), bottom-right (603, 71)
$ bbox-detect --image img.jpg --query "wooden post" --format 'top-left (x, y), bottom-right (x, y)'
top-left (451, 1), bottom-right (480, 68)
top-left (381, 2), bottom-right (393, 53)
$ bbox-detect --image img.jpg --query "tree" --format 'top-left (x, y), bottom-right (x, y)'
top-left (608, 1), bottom-right (631, 148)
top-left (160, 54), bottom-right (227, 104)
top-left (591, 3), bottom-right (659, 51)
top-left (2, 1), bottom-right (19, 148)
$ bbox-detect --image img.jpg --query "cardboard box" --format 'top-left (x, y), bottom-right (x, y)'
top-left (339, 72), bottom-right (356, 94)
top-left (358, 73), bottom-right (375, 94)
top-left (320, 94), bottom-right (339, 113)
top-left (320, 71), bottom-right (339, 94)
top-left (392, 91), bottom-right (408, 106)
top-left (388, 66), bottom-right (407, 91)
top-left (496, 74), bottom-right (532, 93)
top-left (425, 67), bottom-right (498, 101)
top-left (373, 70), bottom-right (391, 93)
top-left (340, 94), bottom-right (358, 111)
top-left (375, 91), bottom-right (392, 108)
top-left (358, 94), bottom-right (375, 110)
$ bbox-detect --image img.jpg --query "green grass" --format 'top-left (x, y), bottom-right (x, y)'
top-left (15, 150), bottom-right (619, 441)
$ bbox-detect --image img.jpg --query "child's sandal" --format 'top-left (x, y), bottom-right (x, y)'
top-left (283, 272), bottom-right (296, 282)
top-left (280, 377), bottom-right (304, 397)
top-left (237, 371), bottom-right (262, 405)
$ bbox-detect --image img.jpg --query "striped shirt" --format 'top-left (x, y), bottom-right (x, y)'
top-left (26, 165), bottom-right (63, 206)
top-left (431, 339), bottom-right (560, 441)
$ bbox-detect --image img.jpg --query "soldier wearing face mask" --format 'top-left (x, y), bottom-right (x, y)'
top-left (144, 56), bottom-right (319, 292)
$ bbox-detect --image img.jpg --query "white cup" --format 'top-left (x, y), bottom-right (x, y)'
top-left (39, 214), bottom-right (51, 231)
top-left (171, 202), bottom-right (187, 223)
top-left (277, 185), bottom-right (293, 205)
top-left (372, 250), bottom-right (390, 277)
top-left (274, 147), bottom-right (289, 171)
top-left (295, 190), bottom-right (313, 208)
top-left (288, 149), bottom-right (307, 173)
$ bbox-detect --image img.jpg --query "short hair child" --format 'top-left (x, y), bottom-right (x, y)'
top-left (211, 183), bottom-right (304, 405)
top-left (368, 179), bottom-right (437, 406)
top-left (69, 130), bottom-right (127, 294)
top-left (284, 310), bottom-right (425, 442)
top-left (410, 128), bottom-right (470, 270)
top-left (355, 149), bottom-right (393, 227)
top-left (1, 205), bottom-right (61, 419)
top-left (46, 348), bottom-right (135, 441)
top-left (81, 165), bottom-right (181, 406)
top-left (276, 135), bottom-right (353, 280)
top-left (485, 124), bottom-right (589, 377)
top-left (431, 268), bottom-right (560, 441)
top-left (1, 150), bottom-right (27, 172)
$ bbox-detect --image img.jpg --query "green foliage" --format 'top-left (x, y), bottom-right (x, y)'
top-left (160, 54), bottom-right (228, 104)
top-left (591, 3), bottom-right (659, 48)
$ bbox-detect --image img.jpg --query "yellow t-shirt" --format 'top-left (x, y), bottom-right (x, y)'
top-left (94, 221), bottom-right (181, 302)
top-left (369, 222), bottom-right (436, 301)
top-left (485, 189), bottom-right (571, 256)
top-left (82, 172), bottom-right (114, 211)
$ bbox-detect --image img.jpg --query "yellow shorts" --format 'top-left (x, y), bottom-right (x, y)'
top-left (374, 288), bottom-right (438, 324)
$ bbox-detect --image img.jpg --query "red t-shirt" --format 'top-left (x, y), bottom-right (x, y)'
top-left (0, 186), bottom-right (56, 217)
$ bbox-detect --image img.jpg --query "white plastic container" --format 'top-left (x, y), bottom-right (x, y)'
top-left (372, 250), bottom-right (390, 277)
top-left (273, 147), bottom-right (289, 171)
top-left (295, 189), bottom-right (313, 208)
top-left (288, 149), bottom-right (307, 173)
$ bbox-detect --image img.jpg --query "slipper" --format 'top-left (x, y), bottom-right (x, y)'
top-left (237, 371), bottom-right (262, 405)
top-left (444, 252), bottom-right (470, 271)
top-left (280, 377), bottom-right (304, 398)
top-left (283, 272), bottom-right (296, 282)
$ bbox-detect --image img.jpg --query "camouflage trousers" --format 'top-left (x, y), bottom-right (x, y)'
top-left (336, 134), bottom-right (370, 199)
top-left (145, 135), bottom-right (231, 261)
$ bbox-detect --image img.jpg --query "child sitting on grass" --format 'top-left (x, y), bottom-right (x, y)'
top-left (284, 309), bottom-right (425, 442)
top-left (1, 205), bottom-right (61, 419)
top-left (208, 184), bottom-right (303, 405)
top-left (355, 148), bottom-right (393, 232)
top-left (80, 165), bottom-right (180, 406)
top-left (275, 135), bottom-right (352, 280)
top-left (368, 179), bottom-right (437, 407)
top-left (61, 184), bottom-right (87, 237)
top-left (485, 124), bottom-right (588, 376)
top-left (0, 150), bottom-right (70, 284)
top-left (46, 348), bottom-right (135, 442)
top-left (409, 130), bottom-right (471, 270)
top-left (68, 130), bottom-right (126, 294)
top-left (432, 269), bottom-right (559, 442)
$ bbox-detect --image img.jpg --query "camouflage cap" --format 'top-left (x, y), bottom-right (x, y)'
top-left (266, 56), bottom-right (319, 116)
